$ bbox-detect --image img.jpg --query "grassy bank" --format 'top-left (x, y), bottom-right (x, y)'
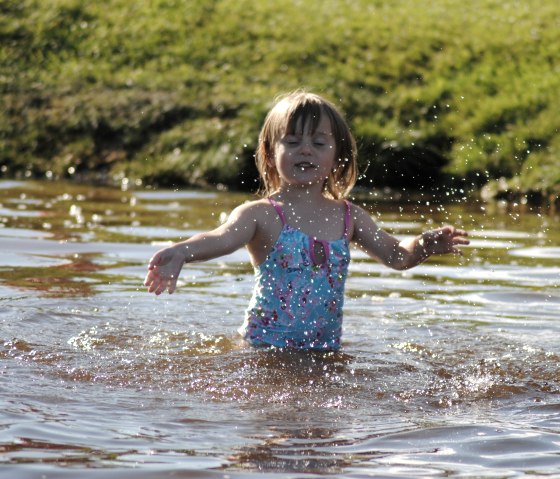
top-left (2, 0), bottom-right (559, 200)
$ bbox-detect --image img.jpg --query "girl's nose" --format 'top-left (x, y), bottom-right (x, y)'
top-left (299, 140), bottom-right (312, 155)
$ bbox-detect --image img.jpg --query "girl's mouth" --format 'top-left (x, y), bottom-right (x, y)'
top-left (295, 162), bottom-right (316, 170)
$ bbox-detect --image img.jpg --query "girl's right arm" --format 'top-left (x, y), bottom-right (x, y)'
top-left (144, 202), bottom-right (260, 295)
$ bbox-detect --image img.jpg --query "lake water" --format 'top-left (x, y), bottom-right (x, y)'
top-left (1, 180), bottom-right (559, 478)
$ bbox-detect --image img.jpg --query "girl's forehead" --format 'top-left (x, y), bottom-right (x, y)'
top-left (287, 112), bottom-right (332, 135)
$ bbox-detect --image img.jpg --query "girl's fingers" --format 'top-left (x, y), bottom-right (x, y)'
top-left (147, 277), bottom-right (159, 293)
top-left (147, 254), bottom-right (160, 270)
top-left (154, 278), bottom-right (168, 295)
top-left (144, 270), bottom-right (156, 286)
top-left (155, 282), bottom-right (166, 295)
top-left (429, 227), bottom-right (469, 255)
top-left (145, 271), bottom-right (177, 295)
top-left (146, 271), bottom-right (162, 293)
top-left (144, 269), bottom-right (163, 288)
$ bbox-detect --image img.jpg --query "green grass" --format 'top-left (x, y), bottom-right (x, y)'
top-left (2, 0), bottom-right (559, 199)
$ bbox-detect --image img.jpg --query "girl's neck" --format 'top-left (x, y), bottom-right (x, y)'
top-left (270, 185), bottom-right (345, 241)
top-left (273, 184), bottom-right (328, 205)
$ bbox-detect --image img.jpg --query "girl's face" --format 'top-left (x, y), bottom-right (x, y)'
top-left (271, 114), bottom-right (337, 191)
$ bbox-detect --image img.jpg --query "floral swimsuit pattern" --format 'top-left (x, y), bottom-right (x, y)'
top-left (239, 198), bottom-right (351, 350)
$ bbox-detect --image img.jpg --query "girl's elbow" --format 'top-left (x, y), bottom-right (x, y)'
top-left (387, 260), bottom-right (410, 271)
top-left (385, 252), bottom-right (417, 271)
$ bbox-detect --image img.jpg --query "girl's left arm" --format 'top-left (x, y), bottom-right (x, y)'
top-left (349, 203), bottom-right (469, 270)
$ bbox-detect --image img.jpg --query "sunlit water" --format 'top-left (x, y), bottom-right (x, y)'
top-left (1, 180), bottom-right (559, 478)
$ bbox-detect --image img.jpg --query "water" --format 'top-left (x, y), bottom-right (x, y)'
top-left (1, 180), bottom-right (559, 478)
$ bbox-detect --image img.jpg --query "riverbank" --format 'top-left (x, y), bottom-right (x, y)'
top-left (2, 0), bottom-right (559, 200)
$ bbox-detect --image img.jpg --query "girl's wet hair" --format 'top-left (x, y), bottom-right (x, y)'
top-left (256, 91), bottom-right (358, 199)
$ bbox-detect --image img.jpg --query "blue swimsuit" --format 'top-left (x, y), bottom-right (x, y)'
top-left (239, 198), bottom-right (351, 350)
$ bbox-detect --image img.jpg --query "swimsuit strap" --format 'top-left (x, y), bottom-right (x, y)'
top-left (342, 200), bottom-right (351, 239)
top-left (268, 197), bottom-right (287, 225)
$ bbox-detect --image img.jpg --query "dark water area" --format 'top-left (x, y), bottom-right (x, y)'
top-left (1, 180), bottom-right (559, 478)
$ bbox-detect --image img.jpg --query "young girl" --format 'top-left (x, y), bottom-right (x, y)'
top-left (144, 91), bottom-right (469, 350)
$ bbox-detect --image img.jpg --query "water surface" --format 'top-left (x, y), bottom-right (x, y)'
top-left (1, 180), bottom-right (559, 478)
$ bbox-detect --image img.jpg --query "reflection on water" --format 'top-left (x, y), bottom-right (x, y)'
top-left (0, 180), bottom-right (559, 478)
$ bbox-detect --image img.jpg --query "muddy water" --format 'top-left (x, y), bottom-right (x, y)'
top-left (1, 180), bottom-right (559, 478)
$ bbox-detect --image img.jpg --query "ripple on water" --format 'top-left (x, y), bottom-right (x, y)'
top-left (509, 246), bottom-right (560, 259)
top-left (464, 238), bottom-right (521, 249)
top-left (0, 206), bottom-right (42, 218)
top-left (471, 229), bottom-right (533, 239)
top-left (457, 287), bottom-right (560, 325)
top-left (104, 225), bottom-right (200, 239)
top-left (0, 180), bottom-right (27, 189)
top-left (463, 290), bottom-right (560, 307)
top-left (376, 220), bottom-right (423, 230)
top-left (337, 425), bottom-right (560, 474)
top-left (133, 191), bottom-right (217, 200)
top-left (0, 227), bottom-right (52, 239)
top-left (446, 264), bottom-right (560, 287)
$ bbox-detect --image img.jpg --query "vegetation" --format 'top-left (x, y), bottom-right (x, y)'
top-left (2, 0), bottom-right (559, 200)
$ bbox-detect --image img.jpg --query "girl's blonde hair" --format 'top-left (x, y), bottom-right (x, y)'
top-left (256, 91), bottom-right (358, 199)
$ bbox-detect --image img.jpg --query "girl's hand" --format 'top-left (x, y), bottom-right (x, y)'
top-left (144, 246), bottom-right (186, 295)
top-left (421, 226), bottom-right (469, 256)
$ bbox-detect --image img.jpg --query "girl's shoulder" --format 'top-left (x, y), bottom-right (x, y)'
top-left (342, 199), bottom-right (369, 216)
top-left (232, 197), bottom-right (272, 212)
top-left (229, 198), bottom-right (278, 223)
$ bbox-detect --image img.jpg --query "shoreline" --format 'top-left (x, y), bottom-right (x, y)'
top-left (2, 172), bottom-right (558, 211)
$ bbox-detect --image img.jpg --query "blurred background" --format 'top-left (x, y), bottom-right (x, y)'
top-left (2, 0), bottom-right (559, 203)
